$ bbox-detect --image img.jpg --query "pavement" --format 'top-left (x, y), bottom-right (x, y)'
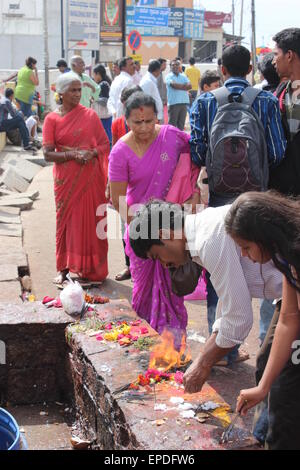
top-left (1, 152), bottom-right (263, 450)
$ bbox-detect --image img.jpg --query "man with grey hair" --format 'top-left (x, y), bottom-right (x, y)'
top-left (70, 56), bottom-right (100, 108)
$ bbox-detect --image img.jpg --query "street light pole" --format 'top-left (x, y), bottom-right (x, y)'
top-left (43, 0), bottom-right (51, 113)
top-left (232, 0), bottom-right (235, 36)
top-left (251, 0), bottom-right (257, 84)
top-left (240, 0), bottom-right (244, 38)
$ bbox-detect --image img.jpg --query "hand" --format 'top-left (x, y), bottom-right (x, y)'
top-left (105, 181), bottom-right (111, 201)
top-left (183, 356), bottom-right (212, 394)
top-left (83, 82), bottom-right (95, 92)
top-left (74, 150), bottom-right (95, 165)
top-left (184, 192), bottom-right (201, 214)
top-left (236, 386), bottom-right (269, 416)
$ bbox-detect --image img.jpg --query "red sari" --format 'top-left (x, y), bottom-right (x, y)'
top-left (43, 104), bottom-right (110, 281)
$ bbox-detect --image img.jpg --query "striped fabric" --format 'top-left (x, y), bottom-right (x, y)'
top-left (285, 81), bottom-right (300, 140)
top-left (185, 205), bottom-right (283, 348)
top-left (190, 77), bottom-right (287, 168)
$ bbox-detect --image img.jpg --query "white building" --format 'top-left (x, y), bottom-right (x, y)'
top-left (0, 0), bottom-right (62, 69)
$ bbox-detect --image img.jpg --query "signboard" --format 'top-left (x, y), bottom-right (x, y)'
top-left (204, 11), bottom-right (232, 29)
top-left (100, 0), bottom-right (124, 43)
top-left (128, 30), bottom-right (142, 50)
top-left (134, 7), bottom-right (170, 27)
top-left (130, 54), bottom-right (143, 64)
top-left (184, 8), bottom-right (205, 40)
top-left (126, 7), bottom-right (184, 37)
top-left (68, 0), bottom-right (100, 50)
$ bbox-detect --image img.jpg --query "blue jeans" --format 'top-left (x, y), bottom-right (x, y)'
top-left (259, 299), bottom-right (275, 345)
top-left (16, 99), bottom-right (33, 118)
top-left (0, 114), bottom-right (30, 148)
top-left (207, 192), bottom-right (239, 364)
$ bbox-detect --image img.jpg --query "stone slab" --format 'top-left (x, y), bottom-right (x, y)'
top-left (4, 158), bottom-right (41, 183)
top-left (0, 190), bottom-right (39, 201)
top-left (0, 235), bottom-right (23, 251)
top-left (0, 197), bottom-right (33, 210)
top-left (0, 281), bottom-right (22, 303)
top-left (0, 132), bottom-right (6, 152)
top-left (0, 264), bottom-right (19, 282)
top-left (22, 155), bottom-right (49, 168)
top-left (0, 206), bottom-right (20, 216)
top-left (3, 145), bottom-right (22, 153)
top-left (0, 223), bottom-right (22, 237)
top-left (0, 167), bottom-right (30, 193)
top-left (0, 251), bottom-right (28, 268)
top-left (0, 209), bottom-right (21, 225)
top-left (0, 235), bottom-right (23, 254)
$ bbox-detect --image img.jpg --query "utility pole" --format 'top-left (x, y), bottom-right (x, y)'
top-left (251, 0), bottom-right (257, 84)
top-left (43, 0), bottom-right (51, 113)
top-left (232, 0), bottom-right (235, 36)
top-left (240, 0), bottom-right (244, 38)
top-left (61, 0), bottom-right (65, 58)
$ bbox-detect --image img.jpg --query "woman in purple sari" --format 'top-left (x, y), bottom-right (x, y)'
top-left (109, 92), bottom-right (198, 336)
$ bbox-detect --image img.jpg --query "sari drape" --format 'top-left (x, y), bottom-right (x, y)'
top-left (43, 104), bottom-right (110, 281)
top-left (109, 125), bottom-right (191, 335)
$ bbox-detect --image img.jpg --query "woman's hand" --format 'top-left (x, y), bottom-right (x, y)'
top-left (105, 181), bottom-right (111, 201)
top-left (236, 386), bottom-right (269, 416)
top-left (74, 149), bottom-right (96, 165)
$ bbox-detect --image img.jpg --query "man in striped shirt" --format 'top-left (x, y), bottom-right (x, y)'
top-left (129, 201), bottom-right (283, 393)
top-left (190, 46), bottom-right (287, 363)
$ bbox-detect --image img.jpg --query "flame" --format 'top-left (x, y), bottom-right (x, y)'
top-left (149, 330), bottom-right (191, 372)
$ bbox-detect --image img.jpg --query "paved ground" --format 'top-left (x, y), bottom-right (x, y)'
top-left (17, 164), bottom-right (263, 450)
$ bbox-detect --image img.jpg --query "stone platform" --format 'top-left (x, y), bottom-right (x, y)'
top-left (67, 300), bottom-right (258, 451)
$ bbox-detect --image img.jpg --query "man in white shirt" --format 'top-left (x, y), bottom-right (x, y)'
top-left (129, 201), bottom-right (283, 393)
top-left (140, 60), bottom-right (164, 123)
top-left (108, 57), bottom-right (135, 119)
top-left (132, 61), bottom-right (143, 85)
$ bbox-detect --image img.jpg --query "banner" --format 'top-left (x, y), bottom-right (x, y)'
top-left (204, 11), bottom-right (232, 29)
top-left (134, 7), bottom-right (170, 27)
top-left (126, 7), bottom-right (184, 37)
top-left (100, 0), bottom-right (124, 42)
top-left (184, 8), bottom-right (205, 39)
top-left (68, 0), bottom-right (100, 50)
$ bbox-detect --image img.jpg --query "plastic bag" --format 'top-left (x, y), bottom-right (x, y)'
top-left (60, 276), bottom-right (85, 316)
top-left (198, 167), bottom-right (209, 206)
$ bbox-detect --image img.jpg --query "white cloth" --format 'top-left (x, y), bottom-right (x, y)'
top-left (132, 71), bottom-right (142, 85)
top-left (185, 206), bottom-right (283, 348)
top-left (26, 116), bottom-right (38, 139)
top-left (140, 72), bottom-right (164, 121)
top-left (108, 71), bottom-right (134, 119)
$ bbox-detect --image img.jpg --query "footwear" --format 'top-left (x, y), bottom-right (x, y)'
top-left (115, 268), bottom-right (131, 282)
top-left (24, 145), bottom-right (37, 155)
top-left (215, 359), bottom-right (229, 367)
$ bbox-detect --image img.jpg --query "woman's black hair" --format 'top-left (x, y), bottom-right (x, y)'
top-left (26, 57), bottom-right (37, 69)
top-left (125, 92), bottom-right (157, 120)
top-left (5, 88), bottom-right (14, 98)
top-left (93, 64), bottom-right (112, 85)
top-left (225, 191), bottom-right (300, 293)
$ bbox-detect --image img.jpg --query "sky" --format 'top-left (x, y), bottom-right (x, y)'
top-left (199, 0), bottom-right (300, 49)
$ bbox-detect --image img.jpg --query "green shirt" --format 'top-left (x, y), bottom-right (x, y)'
top-left (77, 73), bottom-right (100, 108)
top-left (15, 66), bottom-right (36, 104)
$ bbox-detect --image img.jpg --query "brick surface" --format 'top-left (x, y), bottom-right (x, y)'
top-left (0, 235), bottom-right (23, 252)
top-left (0, 251), bottom-right (27, 268)
top-left (0, 281), bottom-right (22, 303)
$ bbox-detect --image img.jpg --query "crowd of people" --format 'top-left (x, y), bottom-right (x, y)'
top-left (1, 26), bottom-right (298, 450)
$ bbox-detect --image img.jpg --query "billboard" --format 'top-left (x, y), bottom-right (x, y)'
top-left (204, 11), bottom-right (232, 29)
top-left (68, 0), bottom-right (100, 50)
top-left (100, 0), bottom-right (124, 42)
top-left (184, 8), bottom-right (205, 40)
top-left (126, 7), bottom-right (184, 37)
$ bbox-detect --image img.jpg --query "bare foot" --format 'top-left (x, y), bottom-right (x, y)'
top-left (115, 268), bottom-right (131, 282)
top-left (53, 270), bottom-right (69, 285)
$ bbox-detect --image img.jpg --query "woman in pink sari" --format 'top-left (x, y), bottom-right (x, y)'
top-left (109, 92), bottom-right (199, 336)
top-left (43, 73), bottom-right (110, 285)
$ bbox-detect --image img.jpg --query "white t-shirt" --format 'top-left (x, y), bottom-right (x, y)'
top-left (26, 116), bottom-right (38, 139)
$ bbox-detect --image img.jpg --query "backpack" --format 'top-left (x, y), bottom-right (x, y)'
top-left (206, 86), bottom-right (269, 195)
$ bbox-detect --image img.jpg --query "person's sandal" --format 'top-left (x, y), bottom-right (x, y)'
top-left (115, 268), bottom-right (131, 282)
top-left (234, 348), bottom-right (250, 363)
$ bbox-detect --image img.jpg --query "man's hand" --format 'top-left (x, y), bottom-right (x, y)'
top-left (83, 82), bottom-right (96, 92)
top-left (183, 333), bottom-right (235, 394)
top-left (183, 356), bottom-right (212, 394)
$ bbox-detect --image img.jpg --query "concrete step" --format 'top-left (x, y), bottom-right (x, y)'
top-left (0, 197), bottom-right (33, 211)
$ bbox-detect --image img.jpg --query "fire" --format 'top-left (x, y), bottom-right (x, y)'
top-left (149, 330), bottom-right (191, 372)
